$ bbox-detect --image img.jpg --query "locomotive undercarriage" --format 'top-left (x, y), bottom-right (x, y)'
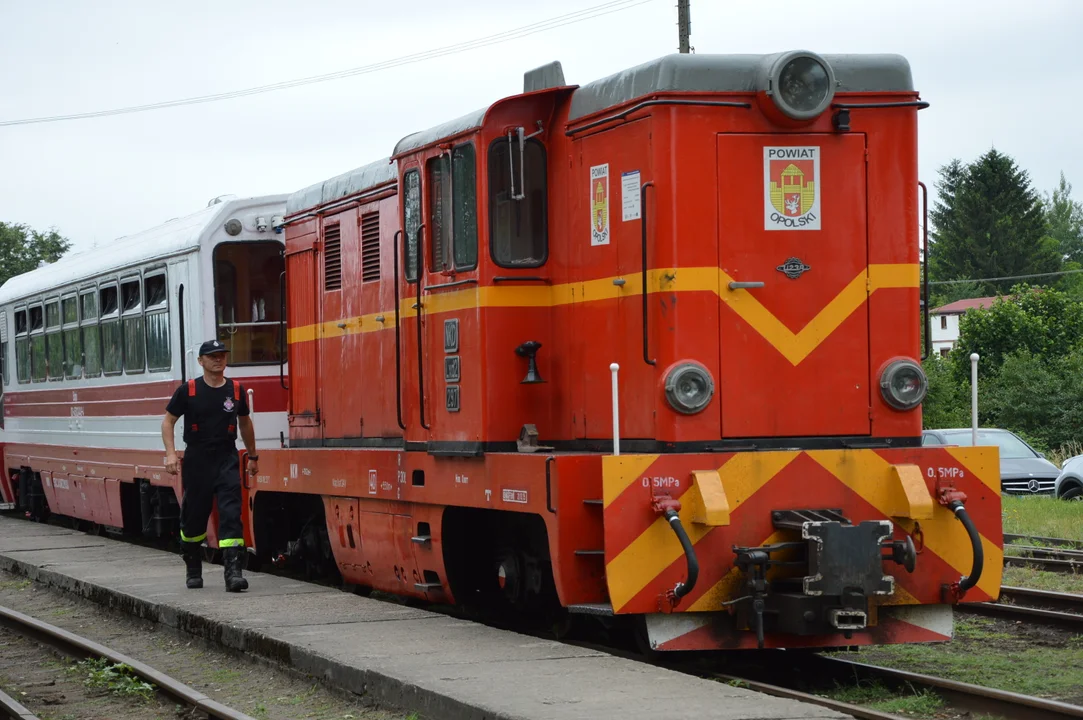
top-left (728, 509), bottom-right (917, 648)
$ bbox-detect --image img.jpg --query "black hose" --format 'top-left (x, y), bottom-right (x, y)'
top-left (664, 510), bottom-right (699, 600)
top-left (949, 500), bottom-right (983, 592)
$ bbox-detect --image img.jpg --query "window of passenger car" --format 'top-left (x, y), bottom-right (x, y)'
top-left (81, 289), bottom-right (101, 377)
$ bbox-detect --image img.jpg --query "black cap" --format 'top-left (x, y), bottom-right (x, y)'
top-left (198, 339), bottom-right (228, 356)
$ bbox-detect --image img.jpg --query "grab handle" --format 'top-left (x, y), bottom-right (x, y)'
top-left (641, 181), bottom-right (656, 367)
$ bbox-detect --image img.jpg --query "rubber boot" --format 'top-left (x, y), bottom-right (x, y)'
top-left (223, 547), bottom-right (249, 592)
top-left (181, 542), bottom-right (203, 589)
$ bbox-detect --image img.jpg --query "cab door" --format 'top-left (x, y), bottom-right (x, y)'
top-left (717, 133), bottom-right (870, 438)
top-left (285, 227), bottom-right (320, 434)
top-left (575, 120), bottom-right (656, 442)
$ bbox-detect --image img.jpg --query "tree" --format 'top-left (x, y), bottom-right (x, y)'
top-left (1043, 172), bottom-right (1083, 263)
top-left (0, 222), bottom-right (72, 288)
top-left (949, 283), bottom-right (1083, 383)
top-left (927, 149), bottom-right (1061, 296)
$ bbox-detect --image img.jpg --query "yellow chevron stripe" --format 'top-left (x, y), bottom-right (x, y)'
top-left (604, 451), bottom-right (799, 612)
top-left (602, 455), bottom-right (662, 509)
top-left (805, 449), bottom-right (1002, 599)
top-left (287, 264), bottom-right (918, 365)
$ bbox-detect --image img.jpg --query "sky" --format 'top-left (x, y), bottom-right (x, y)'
top-left (1, 0), bottom-right (1080, 254)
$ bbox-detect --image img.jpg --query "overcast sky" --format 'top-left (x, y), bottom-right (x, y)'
top-left (1, 0), bottom-right (1080, 254)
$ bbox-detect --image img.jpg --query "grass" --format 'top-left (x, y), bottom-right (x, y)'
top-left (824, 683), bottom-right (944, 715)
top-left (1002, 565), bottom-right (1083, 593)
top-left (69, 657), bottom-right (156, 702)
top-left (832, 615), bottom-right (1083, 702)
top-left (1002, 495), bottom-right (1083, 543)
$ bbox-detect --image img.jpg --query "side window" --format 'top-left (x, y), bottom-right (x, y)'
top-left (14, 309), bottom-right (28, 384)
top-left (45, 299), bottom-right (63, 380)
top-left (61, 295), bottom-right (82, 379)
top-left (81, 290), bottom-right (101, 377)
top-left (143, 273), bottom-right (170, 372)
top-left (29, 305), bottom-right (45, 382)
top-left (403, 170), bottom-right (421, 282)
top-left (489, 138), bottom-right (548, 267)
top-left (121, 277), bottom-right (145, 373)
top-left (100, 284), bottom-right (122, 375)
top-left (427, 143), bottom-right (477, 272)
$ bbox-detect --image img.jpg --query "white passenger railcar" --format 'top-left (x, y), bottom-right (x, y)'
top-left (0, 194), bottom-right (287, 547)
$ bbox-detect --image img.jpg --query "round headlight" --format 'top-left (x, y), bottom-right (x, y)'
top-left (879, 359), bottom-right (928, 411)
top-left (665, 362), bottom-right (714, 415)
top-left (769, 52), bottom-right (835, 120)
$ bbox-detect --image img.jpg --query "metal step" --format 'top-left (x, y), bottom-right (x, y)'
top-left (411, 535), bottom-right (431, 545)
top-left (574, 549), bottom-right (605, 556)
top-left (583, 499), bottom-right (603, 506)
top-left (0, 503), bottom-right (13, 511)
top-left (414, 582), bottom-right (443, 591)
top-left (568, 603), bottom-right (614, 616)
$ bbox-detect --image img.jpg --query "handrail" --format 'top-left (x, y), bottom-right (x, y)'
top-left (278, 271), bottom-right (288, 389)
top-left (178, 284), bottom-right (186, 383)
top-left (416, 224), bottom-right (430, 430)
top-left (641, 181), bottom-right (656, 366)
top-left (393, 230), bottom-right (406, 430)
top-left (919, 181), bottom-right (931, 361)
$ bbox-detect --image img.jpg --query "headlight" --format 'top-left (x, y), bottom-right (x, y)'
top-left (879, 359), bottom-right (928, 411)
top-left (665, 362), bottom-right (714, 415)
top-left (768, 51), bottom-right (835, 120)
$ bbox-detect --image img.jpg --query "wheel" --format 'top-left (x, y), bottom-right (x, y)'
top-left (1061, 484), bottom-right (1083, 501)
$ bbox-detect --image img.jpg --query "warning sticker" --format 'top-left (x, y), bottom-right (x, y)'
top-left (590, 163), bottom-right (610, 245)
top-left (763, 146), bottom-right (821, 231)
top-left (621, 170), bottom-right (641, 221)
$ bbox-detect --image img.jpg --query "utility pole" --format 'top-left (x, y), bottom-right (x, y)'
top-left (677, 0), bottom-right (691, 54)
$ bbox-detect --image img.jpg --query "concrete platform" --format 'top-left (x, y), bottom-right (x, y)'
top-left (0, 515), bottom-right (849, 720)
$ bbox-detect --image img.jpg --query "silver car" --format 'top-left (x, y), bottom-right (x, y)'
top-left (921, 428), bottom-right (1059, 495)
top-left (1054, 457), bottom-right (1083, 500)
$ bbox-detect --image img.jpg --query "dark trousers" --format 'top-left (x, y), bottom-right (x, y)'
top-left (179, 446), bottom-right (244, 547)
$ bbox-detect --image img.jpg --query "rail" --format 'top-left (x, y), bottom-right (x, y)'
top-left (0, 604), bottom-right (256, 720)
top-left (716, 653), bottom-right (1083, 720)
top-left (959, 585), bottom-right (1083, 631)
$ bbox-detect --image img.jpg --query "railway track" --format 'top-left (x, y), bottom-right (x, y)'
top-left (0, 604), bottom-right (256, 720)
top-left (712, 653), bottom-right (1083, 720)
top-left (1003, 544), bottom-right (1083, 574)
top-left (958, 585), bottom-right (1083, 630)
top-left (1004, 534), bottom-right (1083, 550)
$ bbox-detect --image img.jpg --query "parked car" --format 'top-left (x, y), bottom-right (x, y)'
top-left (921, 428), bottom-right (1059, 495)
top-left (1054, 456), bottom-right (1083, 500)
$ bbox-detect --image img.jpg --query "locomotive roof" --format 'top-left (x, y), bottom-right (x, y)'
top-left (285, 156), bottom-right (398, 217)
top-left (392, 107), bottom-right (488, 159)
top-left (567, 52), bottom-right (914, 121)
top-left (0, 195), bottom-right (286, 306)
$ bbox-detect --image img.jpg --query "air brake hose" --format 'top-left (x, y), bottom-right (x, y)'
top-left (948, 500), bottom-right (983, 592)
top-left (664, 509), bottom-right (699, 600)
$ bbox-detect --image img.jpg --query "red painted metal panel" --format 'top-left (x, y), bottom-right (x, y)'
top-left (286, 246), bottom-right (319, 429)
top-left (717, 133), bottom-right (870, 437)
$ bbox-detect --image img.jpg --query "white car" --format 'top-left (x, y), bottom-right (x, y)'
top-left (1054, 456), bottom-right (1083, 500)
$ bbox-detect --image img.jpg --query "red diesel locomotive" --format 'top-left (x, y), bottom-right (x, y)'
top-left (1, 50), bottom-right (1001, 652)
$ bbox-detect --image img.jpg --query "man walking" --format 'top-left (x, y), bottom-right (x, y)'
top-left (161, 339), bottom-right (258, 592)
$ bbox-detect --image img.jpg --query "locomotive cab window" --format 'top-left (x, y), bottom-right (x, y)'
top-left (121, 277), bottom-right (144, 374)
top-left (427, 143), bottom-right (477, 272)
top-left (62, 295), bottom-right (81, 379)
top-left (14, 309), bottom-right (28, 384)
top-left (488, 137), bottom-right (548, 267)
top-left (213, 241), bottom-right (284, 365)
top-left (81, 290), bottom-right (101, 378)
top-left (403, 169), bottom-right (421, 282)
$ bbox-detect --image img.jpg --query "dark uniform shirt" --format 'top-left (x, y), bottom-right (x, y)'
top-left (166, 377), bottom-right (250, 449)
